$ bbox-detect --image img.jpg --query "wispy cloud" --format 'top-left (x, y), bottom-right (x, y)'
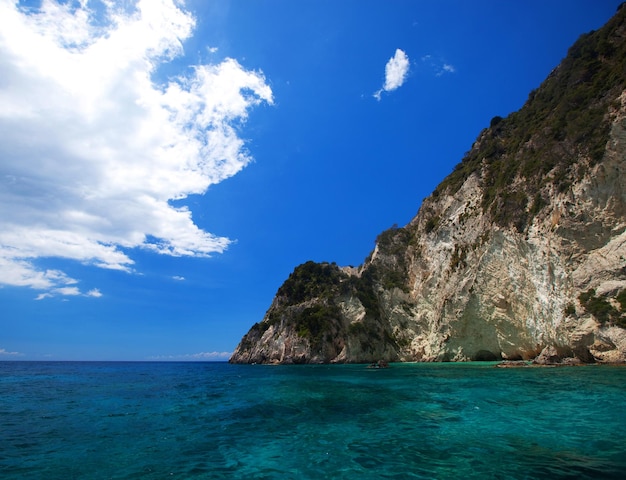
top-left (149, 351), bottom-right (232, 361)
top-left (0, 347), bottom-right (22, 356)
top-left (172, 276), bottom-right (185, 281)
top-left (441, 63), bottom-right (456, 74)
top-left (0, 0), bottom-right (273, 298)
top-left (374, 48), bottom-right (410, 100)
top-left (35, 287), bottom-right (103, 301)
top-left (421, 55), bottom-right (456, 77)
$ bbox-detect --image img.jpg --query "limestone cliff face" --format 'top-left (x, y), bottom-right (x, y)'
top-left (230, 6), bottom-right (626, 364)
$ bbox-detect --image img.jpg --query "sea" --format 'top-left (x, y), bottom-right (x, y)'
top-left (1, 361), bottom-right (625, 479)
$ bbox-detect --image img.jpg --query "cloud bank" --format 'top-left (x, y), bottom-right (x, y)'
top-left (374, 48), bottom-right (410, 100)
top-left (0, 0), bottom-right (273, 297)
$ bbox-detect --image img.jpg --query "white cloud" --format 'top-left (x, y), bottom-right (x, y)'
top-left (172, 275), bottom-right (185, 281)
top-left (374, 48), bottom-right (410, 100)
top-left (0, 0), bottom-right (273, 298)
top-left (54, 286), bottom-right (82, 296)
top-left (383, 49), bottom-right (410, 90)
top-left (0, 347), bottom-right (21, 356)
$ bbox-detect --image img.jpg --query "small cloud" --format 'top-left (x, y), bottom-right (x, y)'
top-left (172, 275), bottom-right (185, 281)
top-left (86, 288), bottom-right (102, 297)
top-left (0, 347), bottom-right (22, 356)
top-left (374, 48), bottom-right (410, 100)
top-left (383, 49), bottom-right (410, 90)
top-left (148, 351), bottom-right (232, 361)
top-left (207, 46), bottom-right (218, 53)
top-left (55, 286), bottom-right (81, 296)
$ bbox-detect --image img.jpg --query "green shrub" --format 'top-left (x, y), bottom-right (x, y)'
top-left (578, 288), bottom-right (619, 324)
top-left (294, 304), bottom-right (341, 347)
top-left (277, 261), bottom-right (346, 304)
top-left (350, 268), bottom-right (381, 318)
top-left (425, 215), bottom-right (439, 233)
top-left (490, 115), bottom-right (503, 128)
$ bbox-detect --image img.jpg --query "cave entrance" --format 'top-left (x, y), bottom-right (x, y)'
top-left (472, 350), bottom-right (501, 361)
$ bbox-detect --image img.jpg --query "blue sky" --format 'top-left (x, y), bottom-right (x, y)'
top-left (0, 0), bottom-right (622, 361)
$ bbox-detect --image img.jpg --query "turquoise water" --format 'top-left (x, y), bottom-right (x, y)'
top-left (1, 362), bottom-right (625, 479)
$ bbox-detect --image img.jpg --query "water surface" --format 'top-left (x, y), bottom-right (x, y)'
top-left (1, 361), bottom-right (624, 479)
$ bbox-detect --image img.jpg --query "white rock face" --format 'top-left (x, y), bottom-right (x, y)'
top-left (374, 92), bottom-right (626, 363)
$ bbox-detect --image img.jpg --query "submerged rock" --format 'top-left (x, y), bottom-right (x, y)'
top-left (496, 360), bottom-right (530, 368)
top-left (367, 360), bottom-right (389, 369)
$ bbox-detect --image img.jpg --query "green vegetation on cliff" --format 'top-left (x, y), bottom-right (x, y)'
top-left (434, 6), bottom-right (626, 232)
top-left (276, 261), bottom-right (347, 305)
top-left (579, 288), bottom-right (626, 327)
top-left (263, 257), bottom-right (405, 351)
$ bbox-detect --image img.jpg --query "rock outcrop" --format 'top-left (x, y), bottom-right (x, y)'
top-left (230, 6), bottom-right (626, 365)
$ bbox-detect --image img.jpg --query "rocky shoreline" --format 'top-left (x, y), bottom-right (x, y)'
top-left (497, 345), bottom-right (626, 367)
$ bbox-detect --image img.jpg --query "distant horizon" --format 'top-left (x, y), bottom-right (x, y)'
top-left (0, 359), bottom-right (231, 363)
top-left (2, 0), bottom-right (623, 361)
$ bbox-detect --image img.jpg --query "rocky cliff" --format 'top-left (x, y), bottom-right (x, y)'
top-left (230, 5), bottom-right (626, 365)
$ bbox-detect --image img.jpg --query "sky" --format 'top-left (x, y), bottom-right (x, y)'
top-left (1, 0), bottom-right (623, 361)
